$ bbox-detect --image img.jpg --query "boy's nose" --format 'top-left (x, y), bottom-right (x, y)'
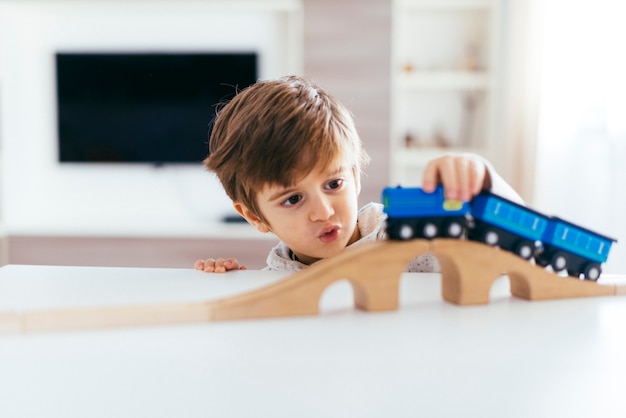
top-left (309, 195), bottom-right (335, 221)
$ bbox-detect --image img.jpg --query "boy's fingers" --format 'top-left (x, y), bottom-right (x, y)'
top-left (212, 258), bottom-right (226, 273)
top-left (454, 157), bottom-right (471, 201)
top-left (422, 154), bottom-right (488, 201)
top-left (203, 258), bottom-right (216, 272)
top-left (196, 257), bottom-right (243, 273)
top-left (469, 159), bottom-right (484, 195)
top-left (223, 258), bottom-right (236, 268)
top-left (438, 157), bottom-right (459, 200)
top-left (225, 258), bottom-right (245, 271)
top-left (421, 160), bottom-right (440, 192)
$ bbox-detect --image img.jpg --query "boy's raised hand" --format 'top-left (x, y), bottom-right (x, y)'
top-left (194, 257), bottom-right (247, 273)
top-left (421, 153), bottom-right (490, 202)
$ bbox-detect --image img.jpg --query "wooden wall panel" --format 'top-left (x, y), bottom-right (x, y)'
top-left (303, 0), bottom-right (391, 205)
top-left (6, 236), bottom-right (274, 270)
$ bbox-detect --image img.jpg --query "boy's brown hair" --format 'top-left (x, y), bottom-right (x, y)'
top-left (204, 75), bottom-right (370, 224)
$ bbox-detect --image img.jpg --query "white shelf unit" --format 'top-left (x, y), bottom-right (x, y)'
top-left (390, 0), bottom-right (501, 186)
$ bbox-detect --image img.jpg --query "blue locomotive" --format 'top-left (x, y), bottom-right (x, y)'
top-left (382, 186), bottom-right (617, 281)
top-left (383, 186), bottom-right (470, 240)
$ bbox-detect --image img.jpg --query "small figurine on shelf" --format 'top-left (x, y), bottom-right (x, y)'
top-left (460, 42), bottom-right (481, 72)
top-left (433, 129), bottom-right (450, 148)
top-left (404, 131), bottom-right (420, 148)
top-left (402, 62), bottom-right (415, 73)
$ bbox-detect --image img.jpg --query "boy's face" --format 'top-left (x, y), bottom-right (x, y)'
top-left (235, 154), bottom-right (361, 265)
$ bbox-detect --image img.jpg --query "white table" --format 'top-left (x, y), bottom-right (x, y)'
top-left (1, 264), bottom-right (626, 418)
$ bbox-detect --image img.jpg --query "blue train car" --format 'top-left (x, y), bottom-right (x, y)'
top-left (382, 186), bottom-right (470, 240)
top-left (469, 191), bottom-right (550, 260)
top-left (536, 217), bottom-right (616, 280)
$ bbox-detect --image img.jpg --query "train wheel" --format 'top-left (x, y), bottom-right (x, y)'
top-left (445, 220), bottom-right (464, 238)
top-left (483, 229), bottom-right (499, 246)
top-left (583, 263), bottom-right (602, 281)
top-left (550, 252), bottom-right (567, 272)
top-left (398, 224), bottom-right (414, 240)
top-left (423, 222), bottom-right (438, 239)
top-left (514, 240), bottom-right (535, 260)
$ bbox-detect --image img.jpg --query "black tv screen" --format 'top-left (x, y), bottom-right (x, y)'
top-left (56, 52), bottom-right (258, 164)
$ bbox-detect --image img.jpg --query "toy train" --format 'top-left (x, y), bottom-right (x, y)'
top-left (382, 186), bottom-right (617, 281)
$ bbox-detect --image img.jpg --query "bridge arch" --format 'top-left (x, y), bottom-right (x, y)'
top-left (208, 240), bottom-right (430, 320)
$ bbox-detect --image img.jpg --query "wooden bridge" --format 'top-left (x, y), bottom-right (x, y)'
top-left (2, 239), bottom-right (625, 333)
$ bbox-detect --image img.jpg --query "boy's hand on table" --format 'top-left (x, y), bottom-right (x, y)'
top-left (421, 153), bottom-right (489, 202)
top-left (194, 258), bottom-right (247, 273)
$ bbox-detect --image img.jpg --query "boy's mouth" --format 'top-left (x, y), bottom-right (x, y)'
top-left (318, 226), bottom-right (340, 243)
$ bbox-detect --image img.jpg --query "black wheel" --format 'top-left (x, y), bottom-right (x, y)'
top-left (422, 222), bottom-right (438, 239)
top-left (550, 251), bottom-right (568, 272)
top-left (444, 220), bottom-right (464, 238)
top-left (583, 263), bottom-right (602, 281)
top-left (482, 228), bottom-right (499, 246)
top-left (514, 240), bottom-right (535, 260)
top-left (397, 223), bottom-right (414, 240)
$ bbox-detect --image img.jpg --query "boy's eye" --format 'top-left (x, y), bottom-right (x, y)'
top-left (283, 194), bottom-right (302, 206)
top-left (326, 179), bottom-right (343, 190)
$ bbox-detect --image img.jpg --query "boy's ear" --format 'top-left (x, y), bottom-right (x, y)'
top-left (233, 202), bottom-right (271, 233)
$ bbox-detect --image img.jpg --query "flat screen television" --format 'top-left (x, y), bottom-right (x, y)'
top-left (55, 52), bottom-right (258, 164)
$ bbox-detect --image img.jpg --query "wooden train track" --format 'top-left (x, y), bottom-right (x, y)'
top-left (1, 239), bottom-right (624, 334)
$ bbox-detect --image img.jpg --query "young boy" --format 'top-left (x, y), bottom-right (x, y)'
top-left (195, 75), bottom-right (522, 273)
